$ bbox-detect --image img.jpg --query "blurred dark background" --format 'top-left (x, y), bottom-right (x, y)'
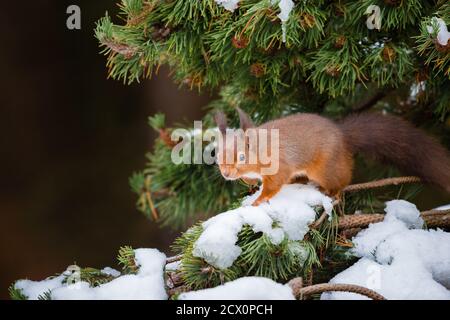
top-left (1, 1), bottom-right (449, 300)
top-left (0, 1), bottom-right (212, 299)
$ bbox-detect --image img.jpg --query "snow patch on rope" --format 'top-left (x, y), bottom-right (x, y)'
top-left (322, 200), bottom-right (450, 300)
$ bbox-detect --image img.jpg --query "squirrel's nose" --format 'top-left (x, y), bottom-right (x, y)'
top-left (222, 169), bottom-right (230, 177)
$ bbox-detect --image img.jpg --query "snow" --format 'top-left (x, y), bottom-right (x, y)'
top-left (193, 210), bottom-right (246, 269)
top-left (409, 81), bottom-right (426, 102)
top-left (384, 200), bottom-right (423, 229)
top-left (322, 200), bottom-right (450, 300)
top-left (193, 184), bottom-right (332, 269)
top-left (214, 0), bottom-right (294, 42)
top-left (14, 248), bottom-right (168, 300)
top-left (271, 0), bottom-right (295, 43)
top-left (179, 276), bottom-right (295, 300)
top-left (215, 0), bottom-right (240, 12)
top-left (134, 248), bottom-right (165, 276)
top-left (350, 217), bottom-right (408, 259)
top-left (435, 204), bottom-right (450, 210)
top-left (15, 274), bottom-right (66, 300)
top-left (51, 248), bottom-right (167, 300)
top-left (101, 267), bottom-right (121, 277)
top-left (287, 241), bottom-right (309, 264)
top-left (426, 17), bottom-right (450, 46)
top-left (165, 260), bottom-right (181, 271)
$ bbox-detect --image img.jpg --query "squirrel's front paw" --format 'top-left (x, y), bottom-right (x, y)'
top-left (252, 197), bottom-right (270, 206)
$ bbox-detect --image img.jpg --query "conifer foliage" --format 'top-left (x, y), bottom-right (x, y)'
top-left (91, 0), bottom-right (450, 296)
top-left (10, 0), bottom-right (450, 299)
top-left (96, 0), bottom-right (449, 226)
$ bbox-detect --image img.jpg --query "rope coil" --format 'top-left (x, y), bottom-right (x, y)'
top-left (339, 210), bottom-right (450, 231)
top-left (288, 278), bottom-right (386, 300)
top-left (343, 176), bottom-right (421, 193)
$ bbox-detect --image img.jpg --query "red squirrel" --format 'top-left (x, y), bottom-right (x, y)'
top-left (214, 108), bottom-right (450, 206)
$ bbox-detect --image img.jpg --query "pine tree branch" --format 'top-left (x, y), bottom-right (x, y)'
top-left (126, 2), bottom-right (157, 26)
top-left (102, 39), bottom-right (139, 59)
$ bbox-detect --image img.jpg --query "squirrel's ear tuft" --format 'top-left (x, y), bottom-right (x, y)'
top-left (214, 111), bottom-right (227, 134)
top-left (236, 107), bottom-right (254, 131)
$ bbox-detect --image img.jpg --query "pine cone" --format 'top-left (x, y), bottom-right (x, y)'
top-left (299, 13), bottom-right (316, 29)
top-left (325, 65), bottom-right (340, 77)
top-left (244, 88), bottom-right (258, 100)
top-left (334, 36), bottom-right (346, 49)
top-left (415, 68), bottom-right (428, 82)
top-left (232, 35), bottom-right (249, 49)
top-left (250, 63), bottom-right (266, 78)
top-left (292, 56), bottom-right (302, 66)
top-left (182, 74), bottom-right (203, 88)
top-left (152, 24), bottom-right (171, 41)
top-left (434, 41), bottom-right (450, 53)
top-left (334, 4), bottom-right (345, 16)
top-left (382, 46), bottom-right (396, 63)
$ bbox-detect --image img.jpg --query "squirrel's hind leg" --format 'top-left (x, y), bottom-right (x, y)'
top-left (289, 171), bottom-right (310, 185)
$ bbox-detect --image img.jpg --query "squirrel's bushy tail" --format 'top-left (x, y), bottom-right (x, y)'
top-left (339, 113), bottom-right (450, 194)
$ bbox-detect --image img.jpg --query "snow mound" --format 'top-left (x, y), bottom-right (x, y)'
top-left (179, 276), bottom-right (295, 300)
top-left (15, 248), bottom-right (168, 300)
top-left (101, 267), bottom-right (121, 277)
top-left (166, 260), bottom-right (181, 271)
top-left (15, 274), bottom-right (66, 300)
top-left (426, 17), bottom-right (450, 46)
top-left (322, 200), bottom-right (450, 300)
top-left (435, 204), bottom-right (450, 211)
top-left (193, 184), bottom-right (332, 269)
top-left (215, 0), bottom-right (240, 12)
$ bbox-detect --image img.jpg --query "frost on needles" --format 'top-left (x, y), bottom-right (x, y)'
top-left (215, 0), bottom-right (295, 42)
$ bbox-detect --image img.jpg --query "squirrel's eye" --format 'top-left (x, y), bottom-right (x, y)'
top-left (239, 153), bottom-right (245, 162)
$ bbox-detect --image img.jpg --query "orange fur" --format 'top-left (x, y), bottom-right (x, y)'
top-left (214, 109), bottom-right (450, 206)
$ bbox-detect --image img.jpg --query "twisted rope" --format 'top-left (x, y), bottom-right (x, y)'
top-left (339, 209), bottom-right (450, 230)
top-left (166, 254), bottom-right (183, 264)
top-left (311, 176), bottom-right (434, 229)
top-left (288, 278), bottom-right (386, 300)
top-left (342, 176), bottom-right (421, 193)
